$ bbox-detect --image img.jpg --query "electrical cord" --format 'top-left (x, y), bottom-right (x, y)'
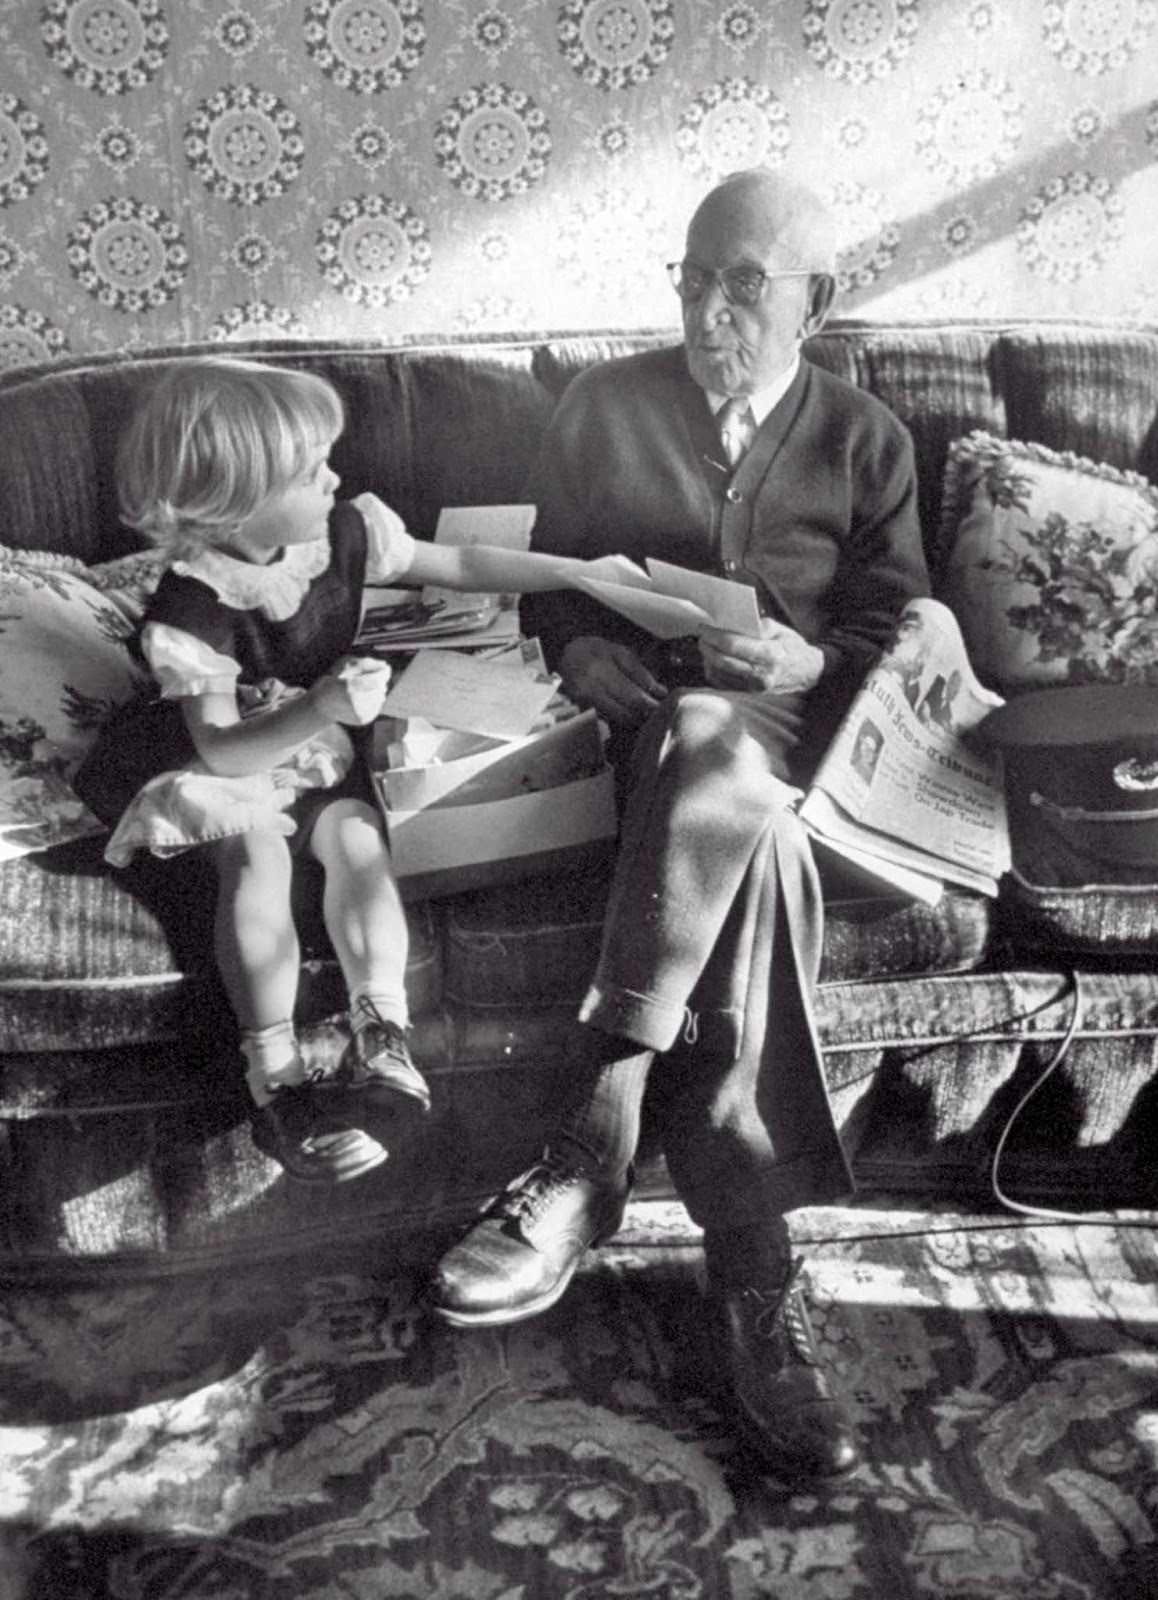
top-left (988, 968), bottom-right (1105, 1223)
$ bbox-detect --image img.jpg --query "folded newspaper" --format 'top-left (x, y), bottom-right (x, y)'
top-left (798, 598), bottom-right (1011, 905)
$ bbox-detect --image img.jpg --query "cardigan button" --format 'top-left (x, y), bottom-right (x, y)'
top-left (725, 486), bottom-right (743, 503)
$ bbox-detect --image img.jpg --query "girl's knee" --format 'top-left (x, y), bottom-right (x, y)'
top-left (209, 829), bottom-right (294, 884)
top-left (209, 832), bottom-right (291, 870)
top-left (310, 797), bottom-right (388, 864)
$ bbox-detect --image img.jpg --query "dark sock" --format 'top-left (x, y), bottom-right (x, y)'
top-left (554, 1031), bottom-right (653, 1181)
top-left (705, 1215), bottom-right (793, 1288)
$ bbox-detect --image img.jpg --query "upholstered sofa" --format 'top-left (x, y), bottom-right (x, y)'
top-left (2, 318), bottom-right (1156, 1280)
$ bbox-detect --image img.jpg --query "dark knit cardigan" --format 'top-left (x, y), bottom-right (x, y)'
top-left (521, 344), bottom-right (929, 727)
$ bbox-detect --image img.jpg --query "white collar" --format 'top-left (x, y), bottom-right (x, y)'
top-left (708, 352), bottom-right (801, 427)
top-left (173, 539), bottom-right (330, 623)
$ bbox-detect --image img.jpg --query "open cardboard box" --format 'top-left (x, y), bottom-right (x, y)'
top-left (371, 708), bottom-right (618, 900)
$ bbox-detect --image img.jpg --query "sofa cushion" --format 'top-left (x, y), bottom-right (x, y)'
top-left (832, 326), bottom-right (1009, 564)
top-left (441, 864), bottom-right (993, 1011)
top-left (997, 326), bottom-right (1158, 480)
top-left (0, 549), bottom-right (152, 859)
top-left (0, 838), bottom-right (443, 1052)
top-left (938, 430), bottom-right (1158, 695)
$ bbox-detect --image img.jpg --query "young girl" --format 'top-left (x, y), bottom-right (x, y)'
top-left (77, 356), bottom-right (631, 1187)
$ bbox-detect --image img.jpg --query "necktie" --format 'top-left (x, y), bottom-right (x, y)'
top-left (718, 397), bottom-right (755, 467)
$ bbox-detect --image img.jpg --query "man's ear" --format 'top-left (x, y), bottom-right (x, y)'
top-left (801, 273), bottom-right (836, 337)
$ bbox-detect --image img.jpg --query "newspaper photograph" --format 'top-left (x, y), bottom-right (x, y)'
top-left (799, 598), bottom-right (1011, 898)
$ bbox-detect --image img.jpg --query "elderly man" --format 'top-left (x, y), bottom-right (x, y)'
top-left (428, 169), bottom-right (929, 1482)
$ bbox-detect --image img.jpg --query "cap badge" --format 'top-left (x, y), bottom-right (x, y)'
top-left (1114, 756), bottom-right (1158, 792)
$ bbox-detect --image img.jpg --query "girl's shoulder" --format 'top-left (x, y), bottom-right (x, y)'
top-left (161, 539), bottom-right (334, 626)
top-left (146, 561), bottom-right (219, 618)
top-left (144, 563), bottom-right (239, 650)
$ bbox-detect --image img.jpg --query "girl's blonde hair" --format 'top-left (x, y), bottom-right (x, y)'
top-left (117, 357), bottom-right (345, 560)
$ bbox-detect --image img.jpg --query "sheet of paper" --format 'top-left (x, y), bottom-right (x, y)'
top-left (645, 559), bottom-right (763, 635)
top-left (435, 504), bottom-right (536, 551)
top-left (379, 648), bottom-right (560, 740)
top-left (417, 505), bottom-right (539, 624)
top-left (566, 575), bottom-right (715, 639)
top-left (567, 560), bottom-right (764, 639)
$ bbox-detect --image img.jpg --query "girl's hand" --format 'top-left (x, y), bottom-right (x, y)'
top-left (311, 656), bottom-right (392, 726)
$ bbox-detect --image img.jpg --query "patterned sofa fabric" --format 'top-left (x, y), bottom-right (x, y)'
top-left (441, 867), bottom-right (994, 1012)
top-left (0, 837), bottom-right (443, 1057)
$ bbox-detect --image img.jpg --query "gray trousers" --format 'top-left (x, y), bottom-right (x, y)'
top-left (579, 688), bottom-right (854, 1230)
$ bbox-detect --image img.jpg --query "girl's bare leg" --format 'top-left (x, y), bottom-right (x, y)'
top-left (310, 798), bottom-right (409, 1022)
top-left (210, 829), bottom-right (299, 1035)
top-left (210, 826), bottom-right (386, 1181)
top-left (311, 798), bottom-right (430, 1118)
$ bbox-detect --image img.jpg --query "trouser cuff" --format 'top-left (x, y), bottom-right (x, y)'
top-left (578, 984), bottom-right (690, 1054)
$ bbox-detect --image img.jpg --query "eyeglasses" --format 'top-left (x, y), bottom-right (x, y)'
top-left (666, 260), bottom-right (814, 309)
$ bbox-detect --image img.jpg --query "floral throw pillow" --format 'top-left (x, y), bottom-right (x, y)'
top-left (938, 432), bottom-right (1158, 694)
top-left (0, 551), bottom-right (153, 859)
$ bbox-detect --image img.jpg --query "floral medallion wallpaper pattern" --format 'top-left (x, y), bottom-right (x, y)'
top-left (0, 0), bottom-right (1155, 370)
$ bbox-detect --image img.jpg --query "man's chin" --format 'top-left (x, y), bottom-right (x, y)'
top-left (687, 347), bottom-right (744, 393)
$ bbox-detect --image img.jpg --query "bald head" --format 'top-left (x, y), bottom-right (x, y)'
top-left (680, 169), bottom-right (838, 397)
top-left (689, 169), bottom-right (837, 276)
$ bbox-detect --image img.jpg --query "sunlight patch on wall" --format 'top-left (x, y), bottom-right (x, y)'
top-left (0, 0), bottom-right (1153, 367)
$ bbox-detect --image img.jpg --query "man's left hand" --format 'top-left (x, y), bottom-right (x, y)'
top-left (699, 619), bottom-right (824, 695)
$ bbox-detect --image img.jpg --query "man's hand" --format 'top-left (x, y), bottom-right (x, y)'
top-left (559, 636), bottom-right (667, 727)
top-left (699, 618), bottom-right (824, 696)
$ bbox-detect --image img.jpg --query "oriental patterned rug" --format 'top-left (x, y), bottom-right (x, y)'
top-left (1, 1202), bottom-right (1157, 1600)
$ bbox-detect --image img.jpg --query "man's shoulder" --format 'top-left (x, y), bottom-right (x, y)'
top-left (564, 341), bottom-right (688, 405)
top-left (802, 356), bottom-right (911, 441)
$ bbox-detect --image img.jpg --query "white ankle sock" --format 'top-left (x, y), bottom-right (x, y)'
top-left (349, 987), bottom-right (409, 1034)
top-left (240, 1021), bottom-right (303, 1105)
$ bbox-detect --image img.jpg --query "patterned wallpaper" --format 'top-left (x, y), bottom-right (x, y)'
top-left (0, 0), bottom-right (1156, 371)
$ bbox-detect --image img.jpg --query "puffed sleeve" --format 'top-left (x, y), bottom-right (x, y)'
top-left (353, 493), bottom-right (418, 583)
top-left (141, 622), bottom-right (241, 698)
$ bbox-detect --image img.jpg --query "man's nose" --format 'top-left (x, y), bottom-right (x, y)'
top-left (695, 275), bottom-right (732, 325)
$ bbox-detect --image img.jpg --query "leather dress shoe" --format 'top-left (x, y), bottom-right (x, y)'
top-left (708, 1255), bottom-right (860, 1482)
top-left (428, 1151), bottom-right (630, 1327)
top-left (250, 1079), bottom-right (388, 1185)
top-left (329, 1004), bottom-right (432, 1123)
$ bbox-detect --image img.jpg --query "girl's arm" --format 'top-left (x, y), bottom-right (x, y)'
top-left (181, 660), bottom-right (389, 777)
top-left (404, 541), bottom-right (640, 594)
top-left (354, 491), bottom-right (643, 595)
